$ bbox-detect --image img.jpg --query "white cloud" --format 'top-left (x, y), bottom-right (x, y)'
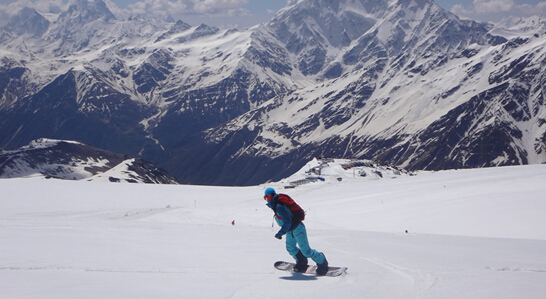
top-left (127, 0), bottom-right (250, 17)
top-left (194, 0), bottom-right (249, 12)
top-left (0, 0), bottom-right (251, 22)
top-left (450, 4), bottom-right (473, 16)
top-left (103, 0), bottom-right (131, 19)
top-left (0, 0), bottom-right (69, 26)
top-left (128, 0), bottom-right (188, 16)
top-left (0, 0), bottom-right (68, 16)
top-left (533, 2), bottom-right (546, 13)
top-left (473, 0), bottom-right (515, 13)
top-left (451, 0), bottom-right (546, 21)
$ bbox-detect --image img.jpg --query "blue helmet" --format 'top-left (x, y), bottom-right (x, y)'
top-left (264, 187), bottom-right (276, 196)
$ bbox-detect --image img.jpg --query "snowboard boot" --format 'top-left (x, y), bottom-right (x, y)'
top-left (293, 251), bottom-right (308, 273)
top-left (315, 253), bottom-right (328, 276)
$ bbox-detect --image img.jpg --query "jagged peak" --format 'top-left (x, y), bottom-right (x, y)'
top-left (495, 15), bottom-right (546, 32)
top-left (4, 7), bottom-right (50, 37)
top-left (61, 0), bottom-right (116, 23)
top-left (268, 0), bottom-right (452, 51)
top-left (195, 23), bottom-right (219, 32)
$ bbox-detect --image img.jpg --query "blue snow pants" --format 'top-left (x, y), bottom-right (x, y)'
top-left (286, 222), bottom-right (325, 264)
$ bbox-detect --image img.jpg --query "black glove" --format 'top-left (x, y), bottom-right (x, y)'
top-left (275, 234), bottom-right (282, 240)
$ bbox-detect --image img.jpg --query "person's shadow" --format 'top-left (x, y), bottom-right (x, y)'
top-left (278, 273), bottom-right (318, 281)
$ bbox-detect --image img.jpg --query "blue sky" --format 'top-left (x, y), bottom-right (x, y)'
top-left (1, 0), bottom-right (546, 28)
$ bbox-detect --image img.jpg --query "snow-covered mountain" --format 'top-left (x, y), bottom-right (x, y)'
top-left (0, 138), bottom-right (179, 184)
top-left (1, 0), bottom-right (546, 185)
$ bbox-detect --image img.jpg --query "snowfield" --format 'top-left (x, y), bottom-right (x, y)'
top-left (1, 162), bottom-right (545, 298)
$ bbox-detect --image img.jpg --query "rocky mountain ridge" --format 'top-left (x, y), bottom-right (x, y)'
top-left (0, 138), bottom-right (179, 184)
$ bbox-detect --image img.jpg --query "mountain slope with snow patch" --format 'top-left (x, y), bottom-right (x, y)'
top-left (0, 138), bottom-right (179, 184)
top-left (1, 0), bottom-right (546, 185)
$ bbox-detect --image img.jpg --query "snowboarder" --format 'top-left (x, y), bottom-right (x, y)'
top-left (263, 187), bottom-right (329, 275)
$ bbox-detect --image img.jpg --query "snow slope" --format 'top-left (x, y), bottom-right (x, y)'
top-left (1, 164), bottom-right (545, 298)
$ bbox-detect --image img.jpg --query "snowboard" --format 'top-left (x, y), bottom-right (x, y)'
top-left (274, 261), bottom-right (347, 277)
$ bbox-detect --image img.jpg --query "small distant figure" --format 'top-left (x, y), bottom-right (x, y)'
top-left (232, 220), bottom-right (235, 225)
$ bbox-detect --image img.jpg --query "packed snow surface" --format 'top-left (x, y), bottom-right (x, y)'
top-left (1, 163), bottom-right (545, 298)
